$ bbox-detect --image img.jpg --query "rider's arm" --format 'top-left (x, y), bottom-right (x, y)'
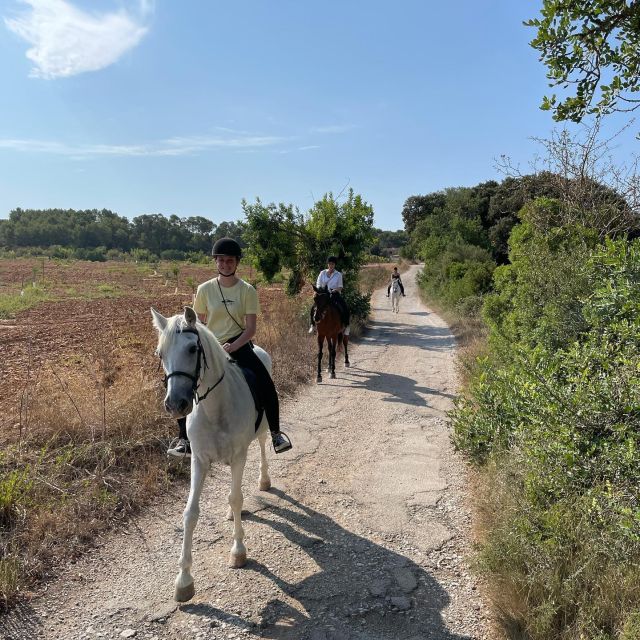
top-left (316, 270), bottom-right (324, 288)
top-left (223, 314), bottom-right (256, 353)
top-left (333, 271), bottom-right (343, 293)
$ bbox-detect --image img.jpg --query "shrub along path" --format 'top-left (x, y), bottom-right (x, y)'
top-left (1, 266), bottom-right (491, 640)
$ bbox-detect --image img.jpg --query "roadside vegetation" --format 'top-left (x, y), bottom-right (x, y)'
top-left (404, 122), bottom-right (640, 639)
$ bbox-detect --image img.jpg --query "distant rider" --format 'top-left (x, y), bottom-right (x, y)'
top-left (387, 266), bottom-right (405, 297)
top-left (308, 256), bottom-right (350, 334)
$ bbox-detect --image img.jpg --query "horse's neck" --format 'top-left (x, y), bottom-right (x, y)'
top-left (200, 329), bottom-right (228, 385)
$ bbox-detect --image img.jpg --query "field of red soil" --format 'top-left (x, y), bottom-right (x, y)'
top-left (0, 258), bottom-right (297, 442)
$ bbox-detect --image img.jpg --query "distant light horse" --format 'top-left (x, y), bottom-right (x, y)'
top-left (151, 306), bottom-right (273, 603)
top-left (312, 285), bottom-right (349, 383)
top-left (390, 279), bottom-right (401, 313)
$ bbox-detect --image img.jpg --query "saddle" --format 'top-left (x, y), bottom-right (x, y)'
top-left (232, 363), bottom-right (264, 431)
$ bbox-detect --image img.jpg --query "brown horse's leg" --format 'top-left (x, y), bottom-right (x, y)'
top-left (317, 334), bottom-right (324, 383)
top-left (343, 334), bottom-right (350, 367)
top-left (329, 337), bottom-right (337, 379)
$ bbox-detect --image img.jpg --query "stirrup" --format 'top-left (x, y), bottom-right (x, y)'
top-left (272, 431), bottom-right (293, 454)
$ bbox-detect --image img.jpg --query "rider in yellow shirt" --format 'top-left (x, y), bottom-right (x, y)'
top-left (167, 238), bottom-right (292, 457)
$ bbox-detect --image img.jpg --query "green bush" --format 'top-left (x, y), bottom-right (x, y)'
top-left (453, 237), bottom-right (640, 639)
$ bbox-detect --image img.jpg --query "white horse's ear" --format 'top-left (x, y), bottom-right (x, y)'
top-left (184, 306), bottom-right (197, 328)
top-left (151, 307), bottom-right (168, 332)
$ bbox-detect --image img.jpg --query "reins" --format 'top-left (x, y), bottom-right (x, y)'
top-left (161, 327), bottom-right (225, 404)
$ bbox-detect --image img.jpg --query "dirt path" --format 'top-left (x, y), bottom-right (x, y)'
top-left (2, 265), bottom-right (492, 640)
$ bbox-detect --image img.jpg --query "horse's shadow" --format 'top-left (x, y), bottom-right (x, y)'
top-left (184, 489), bottom-right (472, 640)
top-left (345, 366), bottom-right (456, 406)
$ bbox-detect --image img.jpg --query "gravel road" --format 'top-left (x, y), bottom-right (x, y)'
top-left (1, 265), bottom-right (492, 640)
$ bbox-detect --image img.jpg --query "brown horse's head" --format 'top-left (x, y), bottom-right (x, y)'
top-left (312, 285), bottom-right (332, 322)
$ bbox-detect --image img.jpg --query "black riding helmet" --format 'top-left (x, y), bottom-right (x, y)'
top-left (212, 237), bottom-right (242, 258)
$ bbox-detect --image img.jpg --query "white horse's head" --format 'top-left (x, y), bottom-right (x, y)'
top-left (151, 306), bottom-right (202, 418)
top-left (391, 279), bottom-right (400, 293)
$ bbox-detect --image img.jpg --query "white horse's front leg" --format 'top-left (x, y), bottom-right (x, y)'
top-left (174, 456), bottom-right (208, 602)
top-left (228, 455), bottom-right (248, 568)
top-left (257, 428), bottom-right (272, 491)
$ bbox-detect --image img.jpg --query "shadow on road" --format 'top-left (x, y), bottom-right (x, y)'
top-left (361, 319), bottom-right (455, 352)
top-left (183, 489), bottom-right (471, 640)
top-left (345, 366), bottom-right (455, 406)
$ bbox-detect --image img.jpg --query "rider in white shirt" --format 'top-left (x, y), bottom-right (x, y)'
top-left (308, 256), bottom-right (350, 334)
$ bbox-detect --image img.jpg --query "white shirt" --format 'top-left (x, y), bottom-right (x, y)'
top-left (316, 269), bottom-right (343, 291)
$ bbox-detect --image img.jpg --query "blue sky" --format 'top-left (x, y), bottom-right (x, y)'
top-left (0, 1), bottom-right (637, 230)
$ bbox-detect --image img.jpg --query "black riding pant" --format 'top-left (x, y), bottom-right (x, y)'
top-left (177, 338), bottom-right (280, 442)
top-left (229, 339), bottom-right (280, 435)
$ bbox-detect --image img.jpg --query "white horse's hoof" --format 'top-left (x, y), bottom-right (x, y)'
top-left (229, 551), bottom-right (247, 568)
top-left (259, 478), bottom-right (271, 491)
top-left (175, 581), bottom-right (195, 602)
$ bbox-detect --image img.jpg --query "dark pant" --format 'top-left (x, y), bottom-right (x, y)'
top-left (310, 293), bottom-right (350, 328)
top-left (230, 340), bottom-right (280, 435)
top-left (388, 280), bottom-right (405, 295)
top-left (177, 338), bottom-right (280, 442)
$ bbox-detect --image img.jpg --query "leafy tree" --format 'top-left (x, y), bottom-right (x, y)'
top-left (527, 0), bottom-right (640, 122)
top-left (243, 190), bottom-right (375, 321)
top-left (401, 193), bottom-right (447, 234)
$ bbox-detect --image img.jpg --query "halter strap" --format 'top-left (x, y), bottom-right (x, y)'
top-left (162, 326), bottom-right (225, 405)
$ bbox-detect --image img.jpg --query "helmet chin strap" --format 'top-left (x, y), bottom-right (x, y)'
top-left (217, 268), bottom-right (237, 277)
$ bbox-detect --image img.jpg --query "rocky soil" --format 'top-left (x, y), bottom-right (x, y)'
top-left (1, 265), bottom-right (492, 640)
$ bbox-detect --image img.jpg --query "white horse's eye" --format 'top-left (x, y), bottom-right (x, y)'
top-left (188, 345), bottom-right (197, 354)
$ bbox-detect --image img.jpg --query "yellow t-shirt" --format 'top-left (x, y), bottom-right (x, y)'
top-left (193, 278), bottom-right (260, 344)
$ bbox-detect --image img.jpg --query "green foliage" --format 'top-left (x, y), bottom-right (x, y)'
top-left (0, 208), bottom-right (244, 258)
top-left (242, 200), bottom-right (302, 282)
top-left (243, 190), bottom-right (375, 326)
top-left (0, 468), bottom-right (33, 529)
top-left (482, 204), bottom-right (599, 352)
top-left (453, 237), bottom-right (640, 638)
top-left (0, 284), bottom-right (50, 319)
top-left (527, 0), bottom-right (640, 123)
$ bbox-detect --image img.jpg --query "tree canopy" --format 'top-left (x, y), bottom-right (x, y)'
top-left (527, 0), bottom-right (640, 122)
top-left (243, 189), bottom-right (375, 298)
top-left (0, 208), bottom-right (246, 259)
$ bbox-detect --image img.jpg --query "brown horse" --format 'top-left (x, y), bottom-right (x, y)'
top-left (312, 285), bottom-right (350, 383)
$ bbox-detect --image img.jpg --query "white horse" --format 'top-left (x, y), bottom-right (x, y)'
top-left (390, 279), bottom-right (401, 313)
top-left (151, 306), bottom-right (272, 603)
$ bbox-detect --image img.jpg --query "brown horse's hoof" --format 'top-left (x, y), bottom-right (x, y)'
top-left (330, 372), bottom-right (336, 379)
top-left (175, 581), bottom-right (195, 602)
top-left (345, 361), bottom-right (350, 368)
top-left (317, 375), bottom-right (322, 383)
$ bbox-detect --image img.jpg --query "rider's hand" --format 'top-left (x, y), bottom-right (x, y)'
top-left (223, 342), bottom-right (236, 354)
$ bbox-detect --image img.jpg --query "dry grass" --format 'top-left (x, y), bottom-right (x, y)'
top-left (0, 286), bottom-right (318, 610)
top-left (0, 259), bottom-right (384, 610)
top-left (0, 355), bottom-right (184, 610)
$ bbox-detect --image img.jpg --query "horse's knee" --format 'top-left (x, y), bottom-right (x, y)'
top-left (183, 506), bottom-right (199, 530)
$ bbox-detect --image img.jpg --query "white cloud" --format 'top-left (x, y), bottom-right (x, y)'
top-left (0, 132), bottom-right (288, 157)
top-left (4, 0), bottom-right (152, 79)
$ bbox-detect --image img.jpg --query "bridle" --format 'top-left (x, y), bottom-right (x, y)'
top-left (160, 327), bottom-right (225, 405)
top-left (313, 289), bottom-right (332, 323)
